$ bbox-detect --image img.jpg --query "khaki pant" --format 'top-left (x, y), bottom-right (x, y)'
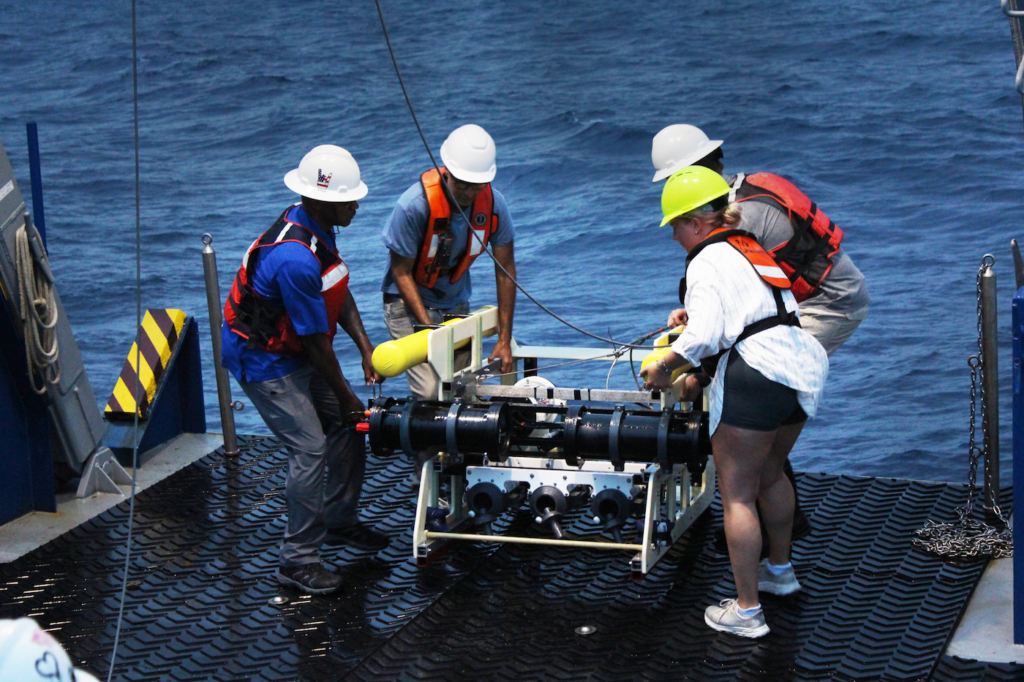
top-left (382, 298), bottom-right (471, 400)
top-left (799, 305), bottom-right (868, 357)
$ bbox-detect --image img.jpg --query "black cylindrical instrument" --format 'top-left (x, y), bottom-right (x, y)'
top-left (367, 398), bottom-right (710, 469)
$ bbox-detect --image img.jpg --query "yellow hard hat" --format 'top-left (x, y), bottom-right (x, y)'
top-left (659, 166), bottom-right (731, 226)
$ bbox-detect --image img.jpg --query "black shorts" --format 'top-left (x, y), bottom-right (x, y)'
top-left (718, 351), bottom-right (807, 432)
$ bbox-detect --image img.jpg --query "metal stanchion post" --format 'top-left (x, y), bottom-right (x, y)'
top-left (201, 234), bottom-right (239, 456)
top-left (981, 261), bottom-right (1000, 525)
top-left (1013, 265), bottom-right (1024, 644)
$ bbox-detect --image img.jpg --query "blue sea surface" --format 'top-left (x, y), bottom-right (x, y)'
top-left (1, 0), bottom-right (1021, 484)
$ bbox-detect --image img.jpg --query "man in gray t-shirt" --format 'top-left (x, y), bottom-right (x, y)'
top-left (653, 125), bottom-right (869, 356)
top-left (734, 199), bottom-right (869, 356)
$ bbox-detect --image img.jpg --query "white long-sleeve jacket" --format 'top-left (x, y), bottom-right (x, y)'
top-left (670, 242), bottom-right (829, 435)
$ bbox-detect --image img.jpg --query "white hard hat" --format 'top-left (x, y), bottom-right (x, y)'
top-left (0, 618), bottom-right (101, 682)
top-left (284, 145), bottom-right (368, 202)
top-left (440, 124), bottom-right (497, 184)
top-left (651, 124), bottom-right (723, 182)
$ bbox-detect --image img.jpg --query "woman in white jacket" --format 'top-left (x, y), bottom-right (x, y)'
top-left (641, 166), bottom-right (828, 639)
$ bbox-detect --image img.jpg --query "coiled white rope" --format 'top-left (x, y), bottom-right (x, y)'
top-left (15, 223), bottom-right (60, 394)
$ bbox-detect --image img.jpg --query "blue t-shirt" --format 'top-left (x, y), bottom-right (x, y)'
top-left (222, 204), bottom-right (337, 383)
top-left (379, 180), bottom-right (515, 309)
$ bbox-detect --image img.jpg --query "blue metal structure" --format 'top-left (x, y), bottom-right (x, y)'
top-left (0, 285), bottom-right (54, 526)
top-left (1014, 285), bottom-right (1024, 644)
top-left (0, 133), bottom-right (54, 526)
top-left (25, 122), bottom-right (45, 248)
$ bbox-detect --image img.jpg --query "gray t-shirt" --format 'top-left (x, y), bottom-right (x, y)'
top-left (737, 200), bottom-right (869, 318)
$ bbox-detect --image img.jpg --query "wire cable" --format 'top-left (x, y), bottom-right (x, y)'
top-left (106, 0), bottom-right (142, 677)
top-left (372, 0), bottom-right (658, 351)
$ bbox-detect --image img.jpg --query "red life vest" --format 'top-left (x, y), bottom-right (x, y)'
top-left (729, 172), bottom-right (844, 302)
top-left (684, 228), bottom-right (800, 376)
top-left (413, 167), bottom-right (499, 288)
top-left (224, 206), bottom-right (350, 355)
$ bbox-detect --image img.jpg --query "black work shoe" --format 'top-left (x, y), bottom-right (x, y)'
top-left (277, 562), bottom-right (343, 595)
top-left (323, 522), bottom-right (390, 551)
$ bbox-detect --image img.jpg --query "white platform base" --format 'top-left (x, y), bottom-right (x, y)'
top-left (946, 553), bottom-right (1024, 663)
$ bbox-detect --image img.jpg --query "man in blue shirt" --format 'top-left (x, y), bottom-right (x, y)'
top-left (380, 124), bottom-right (517, 400)
top-left (222, 145), bottom-right (388, 595)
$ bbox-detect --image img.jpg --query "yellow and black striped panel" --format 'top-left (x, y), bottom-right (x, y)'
top-left (105, 309), bottom-right (187, 420)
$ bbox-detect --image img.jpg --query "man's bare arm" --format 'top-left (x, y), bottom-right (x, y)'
top-left (337, 290), bottom-right (382, 384)
top-left (489, 241), bottom-right (516, 372)
top-left (301, 332), bottom-right (364, 412)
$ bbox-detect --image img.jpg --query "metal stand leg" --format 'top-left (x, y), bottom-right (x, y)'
top-left (76, 447), bottom-right (132, 498)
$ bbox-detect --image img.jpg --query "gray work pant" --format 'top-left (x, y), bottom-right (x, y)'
top-left (239, 364), bottom-right (365, 567)
top-left (382, 298), bottom-right (471, 400)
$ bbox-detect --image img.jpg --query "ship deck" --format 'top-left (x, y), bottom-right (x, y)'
top-left (0, 435), bottom-right (1018, 682)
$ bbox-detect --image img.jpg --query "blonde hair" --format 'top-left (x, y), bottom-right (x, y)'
top-left (682, 202), bottom-right (743, 230)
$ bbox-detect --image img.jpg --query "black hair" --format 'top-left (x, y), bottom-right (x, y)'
top-left (693, 148), bottom-right (724, 170)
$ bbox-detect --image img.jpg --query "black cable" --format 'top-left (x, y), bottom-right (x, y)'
top-left (106, 0), bottom-right (142, 678)
top-left (372, 0), bottom-right (658, 351)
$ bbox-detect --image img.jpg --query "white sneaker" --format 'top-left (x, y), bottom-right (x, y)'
top-left (703, 599), bottom-right (770, 638)
top-left (758, 559), bottom-right (802, 596)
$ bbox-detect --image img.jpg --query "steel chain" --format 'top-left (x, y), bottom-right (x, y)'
top-left (913, 256), bottom-right (1013, 560)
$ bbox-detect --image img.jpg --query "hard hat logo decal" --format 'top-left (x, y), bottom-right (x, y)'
top-left (474, 213), bottom-right (487, 226)
top-left (285, 146), bottom-right (366, 202)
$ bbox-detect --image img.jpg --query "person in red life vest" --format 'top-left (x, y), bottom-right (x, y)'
top-left (651, 124), bottom-right (869, 542)
top-left (641, 167), bottom-right (828, 638)
top-left (380, 124), bottom-right (517, 400)
top-left (651, 124), bottom-right (869, 353)
top-left (222, 145), bottom-right (389, 596)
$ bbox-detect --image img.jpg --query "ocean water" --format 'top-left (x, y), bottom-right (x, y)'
top-left (1, 0), bottom-right (1021, 484)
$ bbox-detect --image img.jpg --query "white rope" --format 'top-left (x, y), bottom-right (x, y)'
top-left (15, 223), bottom-right (60, 394)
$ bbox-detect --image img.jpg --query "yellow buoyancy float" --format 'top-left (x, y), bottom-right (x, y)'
top-left (371, 306), bottom-right (499, 378)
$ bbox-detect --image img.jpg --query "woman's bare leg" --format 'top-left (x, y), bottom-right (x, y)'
top-left (712, 424), bottom-right (777, 608)
top-left (757, 422), bottom-right (806, 566)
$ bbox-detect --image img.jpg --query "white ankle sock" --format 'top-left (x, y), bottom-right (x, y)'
top-left (736, 603), bottom-right (761, 618)
top-left (766, 561), bottom-right (792, 576)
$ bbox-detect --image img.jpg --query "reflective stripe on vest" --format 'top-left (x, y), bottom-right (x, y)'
top-left (413, 167), bottom-right (498, 288)
top-left (687, 228), bottom-right (792, 290)
top-left (223, 205), bottom-right (350, 355)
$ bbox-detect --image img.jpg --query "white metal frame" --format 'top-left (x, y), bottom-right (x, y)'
top-left (410, 306), bottom-right (716, 575)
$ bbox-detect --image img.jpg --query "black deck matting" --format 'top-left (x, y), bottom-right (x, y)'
top-left (0, 436), bottom-right (1015, 681)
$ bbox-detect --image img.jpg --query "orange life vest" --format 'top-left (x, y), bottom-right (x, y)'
top-left (729, 172), bottom-right (844, 302)
top-left (224, 206), bottom-right (350, 355)
top-left (413, 167), bottom-right (499, 288)
top-left (684, 228), bottom-right (800, 376)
